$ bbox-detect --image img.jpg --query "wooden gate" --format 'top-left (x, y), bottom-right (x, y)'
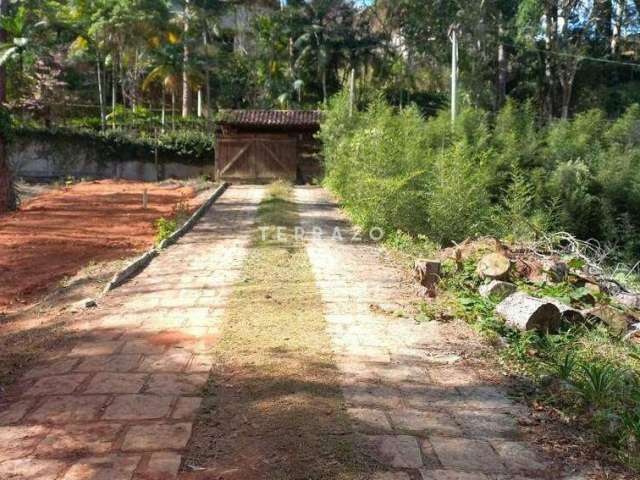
top-left (216, 134), bottom-right (298, 182)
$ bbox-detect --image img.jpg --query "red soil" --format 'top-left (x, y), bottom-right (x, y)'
top-left (0, 180), bottom-right (199, 310)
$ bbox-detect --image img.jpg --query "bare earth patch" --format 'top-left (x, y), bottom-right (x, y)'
top-left (0, 179), bottom-right (206, 310)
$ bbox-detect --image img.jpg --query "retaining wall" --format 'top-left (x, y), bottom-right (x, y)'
top-left (9, 136), bottom-right (216, 181)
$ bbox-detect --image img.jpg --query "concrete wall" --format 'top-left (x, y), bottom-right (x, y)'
top-left (9, 136), bottom-right (216, 181)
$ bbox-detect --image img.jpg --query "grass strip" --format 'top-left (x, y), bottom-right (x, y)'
top-left (185, 182), bottom-right (370, 480)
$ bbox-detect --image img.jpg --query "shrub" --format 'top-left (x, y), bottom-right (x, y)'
top-left (320, 92), bottom-right (640, 263)
top-left (154, 217), bottom-right (177, 245)
top-left (424, 143), bottom-right (492, 244)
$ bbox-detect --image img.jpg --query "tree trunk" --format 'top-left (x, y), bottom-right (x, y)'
top-left (96, 52), bottom-right (106, 130)
top-left (321, 68), bottom-right (327, 105)
top-left (0, 0), bottom-right (15, 213)
top-left (203, 29), bottom-right (212, 130)
top-left (161, 85), bottom-right (166, 133)
top-left (181, 0), bottom-right (191, 118)
top-left (594, 0), bottom-right (613, 51)
top-left (496, 16), bottom-right (507, 109)
top-left (111, 52), bottom-right (117, 129)
top-left (543, 2), bottom-right (557, 120)
top-left (171, 91), bottom-right (176, 131)
top-left (560, 74), bottom-right (575, 120)
top-left (611, 1), bottom-right (625, 55)
top-left (197, 89), bottom-right (202, 117)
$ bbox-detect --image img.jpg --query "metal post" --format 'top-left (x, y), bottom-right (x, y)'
top-left (449, 24), bottom-right (458, 126)
top-left (349, 68), bottom-right (355, 117)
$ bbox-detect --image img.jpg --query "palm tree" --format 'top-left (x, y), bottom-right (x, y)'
top-left (143, 40), bottom-right (201, 131)
top-left (143, 54), bottom-right (180, 131)
top-left (292, 0), bottom-right (360, 105)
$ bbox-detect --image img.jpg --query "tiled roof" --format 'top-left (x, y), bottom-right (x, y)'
top-left (218, 110), bottom-right (322, 128)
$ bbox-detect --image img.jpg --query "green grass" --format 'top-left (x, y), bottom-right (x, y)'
top-left (185, 182), bottom-right (371, 480)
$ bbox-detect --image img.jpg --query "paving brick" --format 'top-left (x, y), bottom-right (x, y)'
top-left (0, 425), bottom-right (49, 461)
top-left (146, 373), bottom-right (208, 395)
top-left (400, 385), bottom-right (467, 410)
top-left (342, 384), bottom-right (403, 409)
top-left (84, 373), bottom-right (147, 394)
top-left (419, 470), bottom-right (491, 480)
top-left (171, 396), bottom-right (202, 419)
top-left (121, 340), bottom-right (166, 355)
top-left (0, 458), bottom-right (67, 480)
top-left (75, 355), bottom-right (142, 373)
top-left (0, 399), bottom-right (34, 425)
top-left (35, 423), bottom-right (122, 457)
top-left (137, 350), bottom-right (192, 372)
top-left (102, 395), bottom-right (173, 421)
top-left (143, 452), bottom-right (182, 479)
top-left (348, 408), bottom-right (392, 432)
top-left (429, 437), bottom-right (506, 474)
top-left (459, 386), bottom-right (513, 411)
top-left (24, 374), bottom-right (88, 396)
top-left (365, 434), bottom-right (423, 469)
top-left (371, 472), bottom-right (412, 480)
top-left (121, 422), bottom-right (192, 451)
top-left (389, 409), bottom-right (462, 437)
top-left (428, 367), bottom-right (478, 388)
top-left (186, 354), bottom-right (215, 372)
top-left (70, 341), bottom-right (123, 357)
top-left (62, 454), bottom-right (141, 480)
top-left (23, 358), bottom-right (80, 379)
top-left (28, 396), bottom-right (108, 423)
top-left (491, 441), bottom-right (547, 474)
top-left (452, 410), bottom-right (520, 440)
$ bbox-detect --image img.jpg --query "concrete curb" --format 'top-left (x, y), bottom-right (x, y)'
top-left (102, 182), bottom-right (230, 294)
top-left (158, 182), bottom-right (230, 250)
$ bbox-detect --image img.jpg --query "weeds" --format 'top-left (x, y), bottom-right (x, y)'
top-left (153, 194), bottom-right (191, 245)
top-left (574, 362), bottom-right (624, 409)
top-left (154, 217), bottom-right (177, 245)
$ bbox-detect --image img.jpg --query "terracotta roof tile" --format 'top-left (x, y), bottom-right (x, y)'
top-left (218, 110), bottom-right (322, 128)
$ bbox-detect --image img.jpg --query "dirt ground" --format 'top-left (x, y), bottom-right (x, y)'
top-left (0, 179), bottom-right (201, 311)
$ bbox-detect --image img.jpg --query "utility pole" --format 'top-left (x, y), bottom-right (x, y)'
top-left (449, 24), bottom-right (459, 126)
top-left (349, 68), bottom-right (355, 117)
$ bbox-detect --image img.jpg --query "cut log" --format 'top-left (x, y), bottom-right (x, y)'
top-left (615, 292), bottom-right (640, 310)
top-left (585, 282), bottom-right (601, 296)
top-left (495, 293), bottom-right (561, 332)
top-left (542, 259), bottom-right (568, 283)
top-left (476, 253), bottom-right (511, 280)
top-left (414, 259), bottom-right (441, 297)
top-left (584, 306), bottom-right (633, 335)
top-left (543, 297), bottom-right (585, 324)
top-left (479, 280), bottom-right (517, 301)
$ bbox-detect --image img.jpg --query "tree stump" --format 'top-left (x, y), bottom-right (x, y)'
top-left (414, 259), bottom-right (441, 297)
top-left (476, 253), bottom-right (511, 280)
top-left (495, 293), bottom-right (561, 332)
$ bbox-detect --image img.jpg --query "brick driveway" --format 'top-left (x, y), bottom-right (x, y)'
top-left (0, 186), bottom-right (264, 480)
top-left (296, 187), bottom-right (562, 480)
top-left (0, 185), bottom-right (575, 479)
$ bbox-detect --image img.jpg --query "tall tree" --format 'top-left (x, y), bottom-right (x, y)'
top-left (0, 0), bottom-right (15, 213)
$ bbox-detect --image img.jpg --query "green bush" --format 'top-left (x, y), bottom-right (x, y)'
top-left (320, 92), bottom-right (640, 262)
